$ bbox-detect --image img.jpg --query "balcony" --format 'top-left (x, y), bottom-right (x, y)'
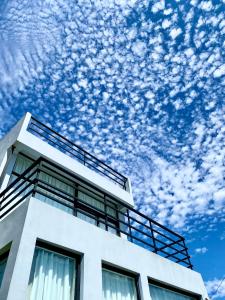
top-left (0, 156), bottom-right (193, 269)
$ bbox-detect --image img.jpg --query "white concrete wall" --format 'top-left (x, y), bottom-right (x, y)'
top-left (0, 198), bottom-right (208, 300)
top-left (0, 200), bottom-right (29, 300)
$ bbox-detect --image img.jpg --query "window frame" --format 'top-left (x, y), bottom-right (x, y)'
top-left (29, 240), bottom-right (81, 300)
top-left (102, 262), bottom-right (141, 300)
top-left (148, 278), bottom-right (201, 300)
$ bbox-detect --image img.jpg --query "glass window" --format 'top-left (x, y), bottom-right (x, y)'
top-left (10, 154), bottom-right (74, 214)
top-left (9, 154), bottom-right (120, 234)
top-left (149, 283), bottom-right (196, 300)
top-left (28, 246), bottom-right (77, 300)
top-left (77, 189), bottom-right (119, 235)
top-left (102, 268), bottom-right (138, 300)
top-left (8, 153), bottom-right (34, 196)
top-left (12, 154), bottom-right (33, 175)
top-left (35, 169), bottom-right (74, 214)
top-left (0, 248), bottom-right (9, 288)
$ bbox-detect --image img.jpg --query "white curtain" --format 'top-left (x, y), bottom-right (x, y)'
top-left (36, 171), bottom-right (74, 214)
top-left (0, 256), bottom-right (7, 287)
top-left (77, 190), bottom-right (104, 224)
top-left (77, 192), bottom-right (118, 234)
top-left (149, 284), bottom-right (195, 300)
top-left (3, 154), bottom-right (34, 217)
top-left (9, 154), bottom-right (33, 189)
top-left (102, 269), bottom-right (138, 300)
top-left (13, 154), bottom-right (33, 173)
top-left (105, 202), bottom-right (117, 234)
top-left (29, 247), bottom-right (76, 300)
top-left (9, 154), bottom-right (74, 214)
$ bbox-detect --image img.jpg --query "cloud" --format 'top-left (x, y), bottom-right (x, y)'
top-left (206, 277), bottom-right (225, 299)
top-left (170, 28), bottom-right (182, 39)
top-left (195, 247), bottom-right (208, 254)
top-left (213, 65), bottom-right (225, 78)
top-left (0, 0), bottom-right (224, 239)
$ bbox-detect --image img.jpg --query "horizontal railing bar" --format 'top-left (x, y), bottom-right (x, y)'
top-left (37, 164), bottom-right (120, 211)
top-left (0, 190), bottom-right (33, 219)
top-left (35, 189), bottom-right (74, 210)
top-left (158, 246), bottom-right (188, 261)
top-left (29, 125), bottom-right (125, 188)
top-left (29, 119), bottom-right (127, 186)
top-left (0, 158), bottom-right (41, 198)
top-left (39, 156), bottom-right (125, 206)
top-left (0, 156), bottom-right (192, 269)
top-left (164, 248), bottom-right (188, 258)
top-left (36, 184), bottom-right (74, 204)
top-left (40, 162), bottom-right (122, 200)
top-left (150, 228), bottom-right (184, 247)
top-left (76, 199), bottom-right (186, 257)
top-left (38, 182), bottom-right (188, 259)
top-left (128, 208), bottom-right (184, 240)
top-left (34, 170), bottom-right (185, 254)
top-left (35, 185), bottom-right (117, 225)
top-left (127, 214), bottom-right (183, 247)
top-left (29, 125), bottom-right (92, 170)
top-left (175, 255), bottom-right (191, 264)
top-left (30, 117), bottom-right (127, 180)
top-left (80, 159), bottom-right (125, 186)
top-left (157, 239), bottom-right (185, 251)
top-left (0, 180), bottom-right (35, 212)
top-left (75, 207), bottom-right (118, 231)
top-left (1, 169), bottom-right (37, 205)
top-left (76, 209), bottom-right (156, 250)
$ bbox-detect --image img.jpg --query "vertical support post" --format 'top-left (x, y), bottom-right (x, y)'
top-left (74, 183), bottom-right (79, 217)
top-left (127, 209), bottom-right (133, 243)
top-left (123, 178), bottom-right (127, 191)
top-left (149, 220), bottom-right (157, 253)
top-left (32, 162), bottom-right (40, 198)
top-left (103, 194), bottom-right (108, 231)
top-left (183, 239), bottom-right (193, 269)
top-left (115, 203), bottom-right (120, 236)
top-left (83, 150), bottom-right (86, 166)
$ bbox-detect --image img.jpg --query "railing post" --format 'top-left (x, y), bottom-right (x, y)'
top-left (32, 164), bottom-right (40, 198)
top-left (73, 183), bottom-right (79, 217)
top-left (149, 220), bottom-right (157, 253)
top-left (104, 195), bottom-right (108, 231)
top-left (183, 239), bottom-right (193, 269)
top-left (123, 178), bottom-right (127, 191)
top-left (83, 152), bottom-right (86, 166)
top-left (127, 209), bottom-right (133, 242)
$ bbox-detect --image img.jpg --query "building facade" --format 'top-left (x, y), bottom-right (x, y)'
top-left (0, 113), bottom-right (208, 300)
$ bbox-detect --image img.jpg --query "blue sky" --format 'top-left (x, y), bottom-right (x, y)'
top-left (0, 0), bottom-right (225, 297)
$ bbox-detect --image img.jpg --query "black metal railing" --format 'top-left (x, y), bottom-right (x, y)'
top-left (0, 157), bottom-right (193, 269)
top-left (27, 116), bottom-right (128, 190)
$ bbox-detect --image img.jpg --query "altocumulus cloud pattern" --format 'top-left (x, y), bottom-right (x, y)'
top-left (0, 0), bottom-right (225, 297)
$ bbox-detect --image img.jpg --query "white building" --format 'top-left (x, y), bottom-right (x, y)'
top-left (0, 113), bottom-right (208, 300)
